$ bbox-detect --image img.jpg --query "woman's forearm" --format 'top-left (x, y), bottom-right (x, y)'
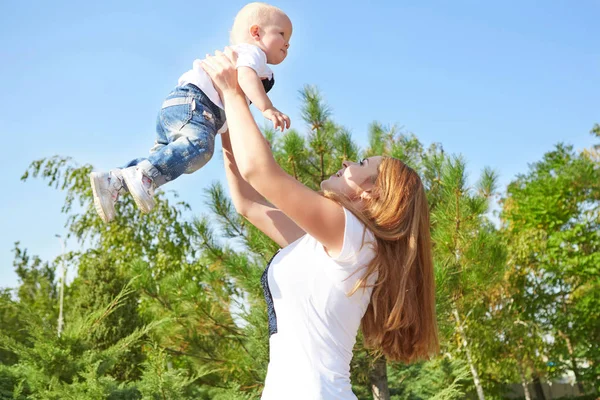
top-left (221, 90), bottom-right (278, 185)
top-left (221, 131), bottom-right (268, 215)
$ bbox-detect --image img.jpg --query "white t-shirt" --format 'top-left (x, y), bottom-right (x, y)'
top-left (177, 43), bottom-right (273, 133)
top-left (261, 208), bottom-right (378, 400)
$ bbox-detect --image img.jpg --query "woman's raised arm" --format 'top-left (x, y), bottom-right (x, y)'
top-left (221, 130), bottom-right (305, 247)
top-left (202, 48), bottom-right (345, 256)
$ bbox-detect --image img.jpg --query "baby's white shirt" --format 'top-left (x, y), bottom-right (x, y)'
top-left (177, 43), bottom-right (273, 134)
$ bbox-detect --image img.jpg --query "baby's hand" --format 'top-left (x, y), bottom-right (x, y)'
top-left (262, 107), bottom-right (291, 132)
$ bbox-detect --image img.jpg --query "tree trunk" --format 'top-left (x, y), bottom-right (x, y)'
top-left (518, 363), bottom-right (532, 400)
top-left (370, 356), bottom-right (390, 400)
top-left (453, 307), bottom-right (485, 400)
top-left (570, 356), bottom-right (586, 394)
top-left (531, 373), bottom-right (546, 400)
top-left (559, 330), bottom-right (585, 394)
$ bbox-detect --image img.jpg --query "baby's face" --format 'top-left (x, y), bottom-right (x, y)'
top-left (260, 13), bottom-right (292, 65)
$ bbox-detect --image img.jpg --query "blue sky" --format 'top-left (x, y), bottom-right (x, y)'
top-left (1, 0), bottom-right (598, 289)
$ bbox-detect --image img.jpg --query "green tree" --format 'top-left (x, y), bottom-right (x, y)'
top-left (0, 289), bottom-right (22, 366)
top-left (430, 156), bottom-right (506, 400)
top-left (0, 244), bottom-right (59, 368)
top-left (20, 155), bottom-right (260, 396)
top-left (12, 243), bottom-right (58, 328)
top-left (0, 280), bottom-right (166, 399)
top-left (69, 253), bottom-right (145, 381)
top-left (501, 135), bottom-right (600, 393)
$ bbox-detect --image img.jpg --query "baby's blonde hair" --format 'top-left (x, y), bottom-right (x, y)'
top-left (230, 2), bottom-right (287, 44)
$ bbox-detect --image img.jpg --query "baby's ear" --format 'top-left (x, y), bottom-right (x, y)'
top-left (250, 25), bottom-right (260, 40)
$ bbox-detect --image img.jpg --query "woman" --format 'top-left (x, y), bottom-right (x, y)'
top-left (201, 49), bottom-right (438, 400)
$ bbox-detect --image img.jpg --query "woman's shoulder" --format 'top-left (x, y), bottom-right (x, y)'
top-left (343, 207), bottom-right (376, 240)
top-left (327, 207), bottom-right (376, 267)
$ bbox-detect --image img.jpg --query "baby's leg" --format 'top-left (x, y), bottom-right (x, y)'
top-left (118, 112), bottom-right (169, 191)
top-left (91, 96), bottom-right (216, 220)
top-left (145, 95), bottom-right (218, 186)
top-left (115, 86), bottom-right (221, 214)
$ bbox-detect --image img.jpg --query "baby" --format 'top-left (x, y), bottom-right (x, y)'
top-left (90, 2), bottom-right (292, 222)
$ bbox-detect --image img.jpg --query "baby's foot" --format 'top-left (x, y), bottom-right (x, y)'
top-left (121, 166), bottom-right (156, 214)
top-left (90, 169), bottom-right (125, 223)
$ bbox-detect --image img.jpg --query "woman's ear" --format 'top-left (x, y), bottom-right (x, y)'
top-left (359, 176), bottom-right (379, 201)
top-left (360, 189), bottom-right (378, 201)
top-left (360, 185), bottom-right (381, 200)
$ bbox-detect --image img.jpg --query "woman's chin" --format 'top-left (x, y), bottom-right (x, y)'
top-left (320, 179), bottom-right (332, 191)
top-left (320, 179), bottom-right (339, 193)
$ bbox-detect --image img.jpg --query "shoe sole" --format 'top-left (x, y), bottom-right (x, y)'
top-left (121, 170), bottom-right (155, 214)
top-left (90, 172), bottom-right (114, 223)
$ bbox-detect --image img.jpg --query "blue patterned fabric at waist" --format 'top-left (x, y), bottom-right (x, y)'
top-left (261, 250), bottom-right (280, 337)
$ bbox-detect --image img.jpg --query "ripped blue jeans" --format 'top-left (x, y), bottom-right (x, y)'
top-left (123, 84), bottom-right (226, 188)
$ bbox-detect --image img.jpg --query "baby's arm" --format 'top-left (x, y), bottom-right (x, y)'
top-left (238, 67), bottom-right (272, 111)
top-left (237, 67), bottom-right (290, 131)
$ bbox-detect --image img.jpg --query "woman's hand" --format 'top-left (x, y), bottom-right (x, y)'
top-left (200, 47), bottom-right (241, 97)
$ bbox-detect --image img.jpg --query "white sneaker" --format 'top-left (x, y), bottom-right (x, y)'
top-left (90, 169), bottom-right (124, 223)
top-left (121, 166), bottom-right (156, 213)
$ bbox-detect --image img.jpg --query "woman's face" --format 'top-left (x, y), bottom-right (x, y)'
top-left (320, 156), bottom-right (384, 199)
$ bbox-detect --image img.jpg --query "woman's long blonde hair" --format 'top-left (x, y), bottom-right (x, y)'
top-left (324, 157), bottom-right (438, 362)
